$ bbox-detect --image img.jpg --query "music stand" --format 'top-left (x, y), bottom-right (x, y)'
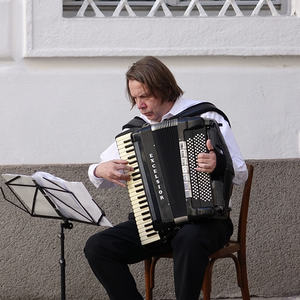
top-left (1, 172), bottom-right (111, 300)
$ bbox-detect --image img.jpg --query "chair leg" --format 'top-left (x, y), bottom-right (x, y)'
top-left (202, 259), bottom-right (215, 300)
top-left (144, 259), bottom-right (152, 300)
top-left (238, 252), bottom-right (250, 300)
top-left (228, 254), bottom-right (242, 287)
top-left (145, 257), bottom-right (161, 300)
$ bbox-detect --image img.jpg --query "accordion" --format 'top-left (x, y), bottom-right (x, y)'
top-left (116, 116), bottom-right (234, 246)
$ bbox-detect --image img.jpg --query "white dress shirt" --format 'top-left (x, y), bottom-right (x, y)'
top-left (88, 97), bottom-right (248, 189)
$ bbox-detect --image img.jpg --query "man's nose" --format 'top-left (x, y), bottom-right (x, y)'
top-left (136, 98), bottom-right (146, 109)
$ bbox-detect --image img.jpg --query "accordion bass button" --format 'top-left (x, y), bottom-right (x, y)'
top-left (182, 166), bottom-right (189, 173)
top-left (179, 141), bottom-right (187, 150)
top-left (185, 190), bottom-right (192, 198)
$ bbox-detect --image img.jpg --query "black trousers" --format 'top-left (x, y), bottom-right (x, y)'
top-left (84, 217), bottom-right (233, 300)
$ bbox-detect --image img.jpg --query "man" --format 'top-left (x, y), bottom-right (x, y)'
top-left (85, 56), bottom-right (248, 300)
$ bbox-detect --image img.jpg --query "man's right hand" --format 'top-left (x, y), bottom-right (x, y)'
top-left (94, 159), bottom-right (133, 187)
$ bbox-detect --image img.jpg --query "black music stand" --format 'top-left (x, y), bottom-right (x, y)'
top-left (1, 172), bottom-right (111, 300)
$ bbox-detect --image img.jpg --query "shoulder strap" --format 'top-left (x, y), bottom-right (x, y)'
top-left (122, 102), bottom-right (230, 130)
top-left (122, 116), bottom-right (147, 130)
top-left (174, 102), bottom-right (231, 126)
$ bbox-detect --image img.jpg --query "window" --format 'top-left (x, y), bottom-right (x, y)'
top-left (63, 0), bottom-right (290, 18)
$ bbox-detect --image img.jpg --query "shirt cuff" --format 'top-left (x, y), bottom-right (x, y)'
top-left (88, 163), bottom-right (104, 188)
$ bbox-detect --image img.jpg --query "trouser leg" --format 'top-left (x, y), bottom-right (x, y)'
top-left (171, 219), bottom-right (233, 300)
top-left (84, 220), bottom-right (146, 300)
top-left (84, 219), bottom-right (170, 300)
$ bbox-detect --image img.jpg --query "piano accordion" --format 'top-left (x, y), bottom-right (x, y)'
top-left (116, 116), bottom-right (234, 246)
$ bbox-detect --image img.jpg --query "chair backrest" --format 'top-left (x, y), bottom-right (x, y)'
top-left (237, 164), bottom-right (254, 249)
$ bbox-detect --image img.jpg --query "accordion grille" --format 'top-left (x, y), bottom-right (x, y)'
top-left (186, 133), bottom-right (212, 202)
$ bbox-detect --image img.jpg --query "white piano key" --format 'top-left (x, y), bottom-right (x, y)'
top-left (140, 234), bottom-right (160, 245)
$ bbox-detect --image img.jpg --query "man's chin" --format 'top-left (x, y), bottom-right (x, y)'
top-left (142, 113), bottom-right (161, 122)
top-left (143, 113), bottom-right (153, 119)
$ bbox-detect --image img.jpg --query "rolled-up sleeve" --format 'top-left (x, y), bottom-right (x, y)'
top-left (88, 141), bottom-right (120, 189)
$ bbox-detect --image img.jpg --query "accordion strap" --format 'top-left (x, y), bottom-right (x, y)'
top-left (122, 116), bottom-right (146, 130)
top-left (122, 101), bottom-right (230, 130)
top-left (173, 102), bottom-right (231, 126)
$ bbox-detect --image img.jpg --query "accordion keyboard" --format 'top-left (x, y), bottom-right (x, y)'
top-left (116, 132), bottom-right (161, 245)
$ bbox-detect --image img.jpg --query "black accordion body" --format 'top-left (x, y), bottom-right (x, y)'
top-left (115, 117), bottom-right (234, 246)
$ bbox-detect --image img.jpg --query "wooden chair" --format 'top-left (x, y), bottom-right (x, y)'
top-left (144, 164), bottom-right (254, 300)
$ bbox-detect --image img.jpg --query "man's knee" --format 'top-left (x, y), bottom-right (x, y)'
top-left (84, 233), bottom-right (104, 262)
top-left (171, 224), bottom-right (211, 255)
top-left (84, 235), bottom-right (95, 260)
top-left (172, 228), bottom-right (197, 249)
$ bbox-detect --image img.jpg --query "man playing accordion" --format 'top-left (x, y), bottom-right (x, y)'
top-left (85, 56), bottom-right (248, 300)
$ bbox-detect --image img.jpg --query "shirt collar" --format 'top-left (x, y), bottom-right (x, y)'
top-left (139, 97), bottom-right (202, 124)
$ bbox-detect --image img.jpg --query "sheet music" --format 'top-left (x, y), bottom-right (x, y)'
top-left (2, 172), bottom-right (112, 227)
top-left (32, 172), bottom-right (112, 227)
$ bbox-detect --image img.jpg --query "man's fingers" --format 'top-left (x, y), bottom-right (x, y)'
top-left (113, 159), bottom-right (129, 165)
top-left (110, 172), bottom-right (131, 187)
top-left (196, 140), bottom-right (216, 173)
top-left (114, 160), bottom-right (134, 172)
top-left (111, 179), bottom-right (127, 188)
top-left (197, 153), bottom-right (211, 160)
top-left (206, 139), bottom-right (214, 152)
top-left (112, 171), bottom-right (130, 180)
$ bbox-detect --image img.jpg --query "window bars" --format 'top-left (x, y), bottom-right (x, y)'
top-left (63, 0), bottom-right (293, 18)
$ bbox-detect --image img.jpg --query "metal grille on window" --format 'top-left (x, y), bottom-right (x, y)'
top-left (63, 0), bottom-right (292, 18)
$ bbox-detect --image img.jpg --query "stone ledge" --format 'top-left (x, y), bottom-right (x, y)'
top-left (0, 159), bottom-right (299, 299)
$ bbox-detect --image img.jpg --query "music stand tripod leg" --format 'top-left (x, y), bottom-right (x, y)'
top-left (59, 219), bottom-right (73, 300)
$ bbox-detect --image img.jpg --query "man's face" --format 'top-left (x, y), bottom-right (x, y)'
top-left (128, 80), bottom-right (173, 122)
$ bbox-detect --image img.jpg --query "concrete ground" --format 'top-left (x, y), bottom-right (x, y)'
top-left (219, 298), bottom-right (300, 300)
top-left (220, 298), bottom-right (300, 300)
top-left (160, 296), bottom-right (300, 300)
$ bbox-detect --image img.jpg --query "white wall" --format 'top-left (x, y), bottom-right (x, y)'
top-left (0, 0), bottom-right (299, 165)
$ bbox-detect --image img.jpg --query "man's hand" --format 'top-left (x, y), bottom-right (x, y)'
top-left (94, 159), bottom-right (134, 187)
top-left (196, 139), bottom-right (216, 174)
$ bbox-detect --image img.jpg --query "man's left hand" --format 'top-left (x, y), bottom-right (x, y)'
top-left (196, 139), bottom-right (216, 174)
